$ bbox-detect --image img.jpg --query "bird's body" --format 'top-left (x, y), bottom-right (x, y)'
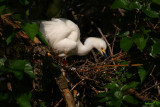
top-left (39, 18), bottom-right (108, 58)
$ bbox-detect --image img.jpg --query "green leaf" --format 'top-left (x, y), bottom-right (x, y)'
top-left (138, 67), bottom-right (147, 83)
top-left (106, 100), bottom-right (122, 107)
top-left (22, 23), bottom-right (39, 41)
top-left (128, 1), bottom-right (142, 10)
top-left (0, 0), bottom-right (5, 2)
top-left (97, 92), bottom-right (107, 97)
top-left (113, 100), bottom-right (122, 107)
top-left (39, 101), bottom-right (46, 107)
top-left (120, 61), bottom-right (129, 65)
top-left (26, 9), bottom-right (29, 16)
top-left (12, 70), bottom-right (23, 80)
top-left (141, 27), bottom-right (151, 35)
top-left (111, 0), bottom-right (130, 9)
top-left (132, 33), bottom-right (148, 51)
top-left (151, 41), bottom-right (160, 57)
top-left (8, 60), bottom-right (33, 80)
top-left (144, 9), bottom-right (159, 18)
top-left (152, 0), bottom-right (160, 5)
top-left (119, 31), bottom-right (130, 37)
top-left (125, 72), bottom-right (132, 78)
top-left (13, 14), bottom-right (22, 21)
top-left (0, 92), bottom-right (9, 101)
top-left (114, 91), bottom-right (123, 99)
top-left (123, 95), bottom-right (138, 104)
top-left (143, 4), bottom-right (159, 18)
top-left (24, 62), bottom-right (34, 78)
top-left (37, 31), bottom-right (48, 46)
top-left (120, 37), bottom-right (133, 52)
top-left (18, 0), bottom-right (29, 5)
top-left (9, 60), bottom-right (26, 71)
top-left (98, 96), bottom-right (111, 103)
top-left (8, 60), bottom-right (25, 79)
top-left (121, 81), bottom-right (139, 91)
top-left (0, 5), bottom-right (5, 15)
top-left (106, 101), bottom-right (114, 106)
top-left (16, 92), bottom-right (32, 107)
top-left (6, 33), bottom-right (15, 45)
top-left (104, 82), bottom-right (119, 89)
top-left (121, 77), bottom-right (126, 82)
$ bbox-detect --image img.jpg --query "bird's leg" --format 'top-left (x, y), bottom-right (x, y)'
top-left (61, 52), bottom-right (68, 66)
top-left (64, 53), bottom-right (68, 66)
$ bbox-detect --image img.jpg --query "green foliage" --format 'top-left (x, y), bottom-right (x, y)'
top-left (112, 0), bottom-right (160, 57)
top-left (22, 22), bottom-right (48, 45)
top-left (143, 4), bottom-right (159, 18)
top-left (0, 0), bottom-right (5, 2)
top-left (22, 23), bottom-right (39, 41)
top-left (39, 101), bottom-right (47, 107)
top-left (111, 0), bottom-right (130, 10)
top-left (152, 0), bottom-right (160, 5)
top-left (138, 66), bottom-right (147, 83)
top-left (0, 5), bottom-right (6, 15)
top-left (111, 0), bottom-right (142, 10)
top-left (123, 95), bottom-right (138, 104)
top-left (0, 93), bottom-right (9, 101)
top-left (6, 33), bottom-right (15, 45)
top-left (111, 0), bottom-right (159, 19)
top-left (104, 82), bottom-right (119, 89)
top-left (18, 0), bottom-right (29, 6)
top-left (144, 100), bottom-right (160, 106)
top-left (0, 58), bottom-right (34, 106)
top-left (132, 33), bottom-right (148, 51)
top-left (24, 62), bottom-right (35, 79)
top-left (120, 37), bottom-right (133, 52)
top-left (0, 59), bottom-right (35, 79)
top-left (98, 82), bottom-right (139, 106)
top-left (37, 31), bottom-right (48, 46)
top-left (121, 81), bottom-right (139, 91)
top-left (118, 31), bottom-right (130, 37)
top-left (151, 40), bottom-right (160, 57)
top-left (16, 92), bottom-right (32, 107)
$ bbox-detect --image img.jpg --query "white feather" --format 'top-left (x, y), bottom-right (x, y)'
top-left (39, 18), bottom-right (107, 57)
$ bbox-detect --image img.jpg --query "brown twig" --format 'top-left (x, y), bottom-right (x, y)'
top-left (55, 79), bottom-right (84, 107)
top-left (141, 83), bottom-right (160, 95)
top-left (79, 64), bottom-right (143, 72)
top-left (97, 27), bottom-right (113, 56)
top-left (91, 50), bottom-right (99, 63)
top-left (127, 89), bottom-right (152, 101)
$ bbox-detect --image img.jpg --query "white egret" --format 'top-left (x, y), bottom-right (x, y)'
top-left (39, 18), bottom-right (108, 59)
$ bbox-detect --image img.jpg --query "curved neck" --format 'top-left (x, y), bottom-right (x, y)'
top-left (76, 38), bottom-right (94, 56)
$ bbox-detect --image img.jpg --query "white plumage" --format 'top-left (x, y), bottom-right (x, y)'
top-left (39, 18), bottom-right (108, 58)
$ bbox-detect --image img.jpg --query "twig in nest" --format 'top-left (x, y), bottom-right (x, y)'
top-left (141, 83), bottom-right (160, 95)
top-left (1, 13), bottom-right (21, 29)
top-left (149, 65), bottom-right (160, 96)
top-left (97, 27), bottom-right (113, 56)
top-left (127, 89), bottom-right (152, 101)
top-left (79, 64), bottom-right (143, 72)
top-left (149, 65), bottom-right (156, 85)
top-left (91, 50), bottom-right (99, 63)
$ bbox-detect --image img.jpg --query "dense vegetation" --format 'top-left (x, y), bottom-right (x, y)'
top-left (0, 0), bottom-right (160, 106)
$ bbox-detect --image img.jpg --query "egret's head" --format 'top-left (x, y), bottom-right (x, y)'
top-left (94, 38), bottom-right (109, 60)
top-left (100, 47), bottom-right (109, 60)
